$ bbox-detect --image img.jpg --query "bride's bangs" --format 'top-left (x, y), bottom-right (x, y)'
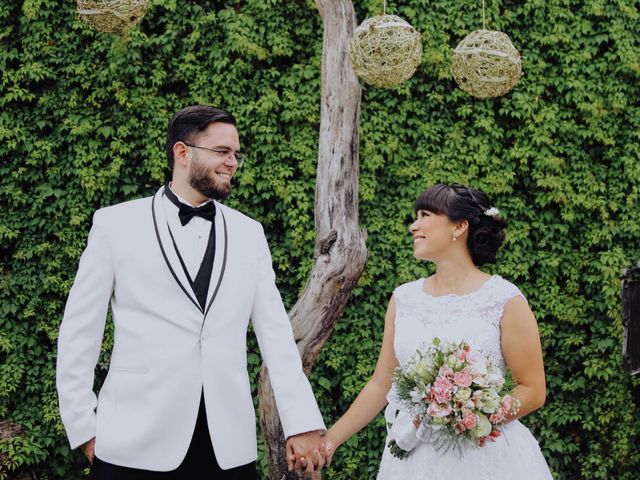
top-left (414, 184), bottom-right (452, 215)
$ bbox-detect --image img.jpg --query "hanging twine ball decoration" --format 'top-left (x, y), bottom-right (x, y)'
top-left (350, 14), bottom-right (423, 88)
top-left (76, 0), bottom-right (149, 35)
top-left (451, 29), bottom-right (522, 98)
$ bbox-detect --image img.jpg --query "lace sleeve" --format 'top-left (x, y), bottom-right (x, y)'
top-left (491, 278), bottom-right (527, 328)
top-left (392, 284), bottom-right (408, 306)
top-left (392, 280), bottom-right (422, 322)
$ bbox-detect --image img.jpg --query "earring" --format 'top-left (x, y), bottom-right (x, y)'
top-left (452, 232), bottom-right (457, 242)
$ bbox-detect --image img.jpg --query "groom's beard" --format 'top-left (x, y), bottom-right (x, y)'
top-left (188, 154), bottom-right (232, 201)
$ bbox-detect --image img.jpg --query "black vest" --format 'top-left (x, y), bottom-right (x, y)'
top-left (163, 186), bottom-right (216, 310)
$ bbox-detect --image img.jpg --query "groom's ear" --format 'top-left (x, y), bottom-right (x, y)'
top-left (173, 142), bottom-right (190, 169)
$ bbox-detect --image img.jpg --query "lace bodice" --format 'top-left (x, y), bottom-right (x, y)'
top-left (393, 275), bottom-right (525, 376)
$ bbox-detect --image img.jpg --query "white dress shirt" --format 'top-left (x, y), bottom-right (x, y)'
top-left (162, 186), bottom-right (214, 280)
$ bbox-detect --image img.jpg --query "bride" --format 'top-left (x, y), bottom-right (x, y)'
top-left (323, 183), bottom-right (552, 479)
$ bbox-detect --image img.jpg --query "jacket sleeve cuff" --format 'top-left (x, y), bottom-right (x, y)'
top-left (66, 415), bottom-right (97, 450)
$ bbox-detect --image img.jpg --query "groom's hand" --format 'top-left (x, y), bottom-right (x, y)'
top-left (80, 437), bottom-right (96, 465)
top-left (286, 430), bottom-right (326, 474)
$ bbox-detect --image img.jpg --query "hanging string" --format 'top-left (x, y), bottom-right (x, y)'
top-left (482, 0), bottom-right (486, 30)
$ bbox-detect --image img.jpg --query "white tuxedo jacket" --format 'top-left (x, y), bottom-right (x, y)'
top-left (56, 186), bottom-right (325, 470)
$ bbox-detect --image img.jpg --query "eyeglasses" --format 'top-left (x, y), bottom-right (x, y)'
top-left (183, 143), bottom-right (246, 167)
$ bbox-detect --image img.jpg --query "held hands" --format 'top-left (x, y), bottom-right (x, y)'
top-left (286, 430), bottom-right (326, 475)
top-left (286, 430), bottom-right (340, 478)
top-left (80, 437), bottom-right (96, 465)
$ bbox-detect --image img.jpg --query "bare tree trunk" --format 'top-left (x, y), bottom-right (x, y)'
top-left (258, 1), bottom-right (366, 479)
top-left (0, 419), bottom-right (37, 479)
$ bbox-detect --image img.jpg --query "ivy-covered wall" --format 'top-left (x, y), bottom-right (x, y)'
top-left (1, 0), bottom-right (639, 478)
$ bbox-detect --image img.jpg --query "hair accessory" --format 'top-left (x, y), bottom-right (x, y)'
top-left (484, 207), bottom-right (500, 217)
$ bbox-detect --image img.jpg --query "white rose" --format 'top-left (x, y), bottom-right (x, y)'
top-left (485, 365), bottom-right (505, 387)
top-left (480, 390), bottom-right (501, 413)
top-left (472, 412), bottom-right (492, 437)
top-left (454, 387), bottom-right (472, 401)
top-left (469, 361), bottom-right (488, 384)
top-left (410, 384), bottom-right (429, 404)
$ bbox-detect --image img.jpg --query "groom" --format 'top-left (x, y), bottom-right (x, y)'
top-left (56, 105), bottom-right (326, 478)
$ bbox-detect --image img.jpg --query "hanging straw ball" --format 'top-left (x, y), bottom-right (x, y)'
top-left (451, 29), bottom-right (522, 99)
top-left (350, 14), bottom-right (423, 88)
top-left (76, 0), bottom-right (149, 35)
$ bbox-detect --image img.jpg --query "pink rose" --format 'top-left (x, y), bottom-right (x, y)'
top-left (427, 401), bottom-right (453, 418)
top-left (489, 412), bottom-right (505, 424)
top-left (453, 369), bottom-right (473, 388)
top-left (438, 365), bottom-right (454, 379)
top-left (431, 376), bottom-right (453, 403)
top-left (461, 411), bottom-right (477, 430)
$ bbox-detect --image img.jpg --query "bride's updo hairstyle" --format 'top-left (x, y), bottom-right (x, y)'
top-left (415, 183), bottom-right (507, 266)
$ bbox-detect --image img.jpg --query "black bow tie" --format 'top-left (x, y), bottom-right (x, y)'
top-left (178, 202), bottom-right (216, 226)
top-left (164, 184), bottom-right (216, 226)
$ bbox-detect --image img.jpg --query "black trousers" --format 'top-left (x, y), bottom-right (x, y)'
top-left (90, 394), bottom-right (256, 480)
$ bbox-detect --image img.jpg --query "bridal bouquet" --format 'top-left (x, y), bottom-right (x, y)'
top-left (387, 338), bottom-right (519, 459)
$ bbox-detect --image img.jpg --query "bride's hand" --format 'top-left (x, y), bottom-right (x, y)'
top-left (323, 433), bottom-right (339, 467)
top-left (412, 415), bottom-right (423, 429)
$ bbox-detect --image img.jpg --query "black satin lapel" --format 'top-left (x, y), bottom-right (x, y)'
top-left (152, 190), bottom-right (203, 313)
top-left (203, 209), bottom-right (228, 322)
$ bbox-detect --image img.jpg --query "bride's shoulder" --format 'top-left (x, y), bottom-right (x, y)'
top-left (392, 278), bottom-right (424, 300)
top-left (486, 275), bottom-right (527, 304)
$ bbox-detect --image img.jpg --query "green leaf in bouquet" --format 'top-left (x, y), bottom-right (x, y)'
top-left (387, 440), bottom-right (411, 460)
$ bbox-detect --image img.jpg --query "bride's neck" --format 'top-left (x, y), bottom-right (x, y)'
top-left (432, 259), bottom-right (480, 294)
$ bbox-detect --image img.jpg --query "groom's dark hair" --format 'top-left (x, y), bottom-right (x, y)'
top-left (166, 105), bottom-right (236, 172)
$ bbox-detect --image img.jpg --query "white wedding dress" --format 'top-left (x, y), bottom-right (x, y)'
top-left (377, 275), bottom-right (553, 480)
